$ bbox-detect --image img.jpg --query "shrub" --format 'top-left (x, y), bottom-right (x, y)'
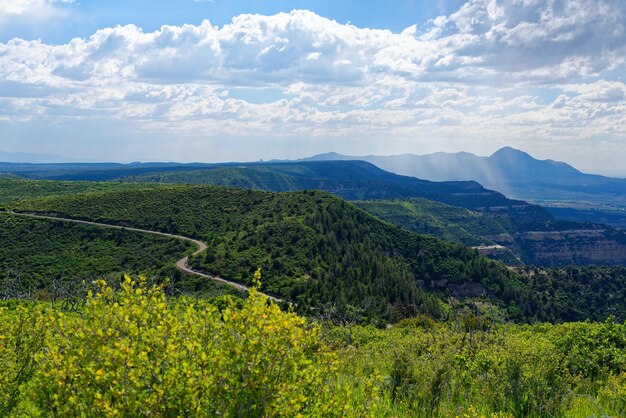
top-left (0, 303), bottom-right (47, 416)
top-left (19, 272), bottom-right (367, 417)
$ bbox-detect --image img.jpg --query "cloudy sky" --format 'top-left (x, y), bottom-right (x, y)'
top-left (0, 0), bottom-right (625, 174)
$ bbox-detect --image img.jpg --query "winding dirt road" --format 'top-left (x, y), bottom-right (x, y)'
top-left (3, 210), bottom-right (279, 300)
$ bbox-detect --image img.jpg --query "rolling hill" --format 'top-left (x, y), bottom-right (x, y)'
top-left (354, 198), bottom-right (626, 267)
top-left (10, 184), bottom-right (626, 322)
top-left (0, 178), bottom-right (163, 206)
top-left (115, 162), bottom-right (626, 266)
top-left (5, 162), bottom-right (626, 267)
top-left (10, 184), bottom-right (542, 322)
top-left (115, 160), bottom-right (553, 226)
top-left (0, 211), bottom-right (193, 295)
top-left (0, 159), bottom-right (551, 223)
top-left (353, 198), bottom-right (509, 246)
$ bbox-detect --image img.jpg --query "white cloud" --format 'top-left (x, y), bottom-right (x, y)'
top-left (0, 1), bottom-right (625, 168)
top-left (0, 0), bottom-right (74, 24)
top-left (3, 3), bottom-right (624, 88)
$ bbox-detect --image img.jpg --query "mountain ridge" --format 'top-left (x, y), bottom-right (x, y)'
top-left (301, 147), bottom-right (626, 206)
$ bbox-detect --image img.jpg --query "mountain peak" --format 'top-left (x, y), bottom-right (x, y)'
top-left (488, 146), bottom-right (582, 178)
top-left (490, 147), bottom-right (533, 160)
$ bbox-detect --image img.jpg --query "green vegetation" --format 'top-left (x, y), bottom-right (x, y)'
top-left (1, 276), bottom-right (372, 417)
top-left (12, 184), bottom-right (626, 324)
top-left (119, 165), bottom-right (320, 191)
top-left (2, 164), bottom-right (626, 416)
top-left (13, 185), bottom-right (543, 322)
top-left (355, 198), bottom-right (509, 246)
top-left (2, 178), bottom-right (625, 321)
top-left (0, 212), bottom-right (193, 295)
top-left (356, 198), bottom-right (626, 268)
top-left (0, 178), bottom-right (162, 206)
top-left (0, 173), bottom-right (21, 179)
top-left (334, 316), bottom-right (626, 417)
top-left (517, 266), bottom-right (626, 322)
top-left (115, 160), bottom-right (545, 214)
top-left (1, 278), bottom-right (624, 417)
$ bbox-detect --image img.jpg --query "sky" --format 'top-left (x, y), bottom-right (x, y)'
top-left (0, 0), bottom-right (625, 175)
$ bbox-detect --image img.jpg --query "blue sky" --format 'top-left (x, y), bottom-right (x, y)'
top-left (0, 0), bottom-right (625, 175)
top-left (2, 1), bottom-right (468, 43)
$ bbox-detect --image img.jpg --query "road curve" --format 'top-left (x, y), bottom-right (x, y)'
top-left (3, 210), bottom-right (280, 301)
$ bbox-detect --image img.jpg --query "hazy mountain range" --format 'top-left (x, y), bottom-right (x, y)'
top-left (4, 147), bottom-right (625, 208)
top-left (302, 147), bottom-right (626, 207)
top-left (4, 155), bottom-right (626, 265)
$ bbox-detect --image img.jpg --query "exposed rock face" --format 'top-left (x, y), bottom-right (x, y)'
top-left (473, 244), bottom-right (524, 266)
top-left (487, 229), bottom-right (626, 266)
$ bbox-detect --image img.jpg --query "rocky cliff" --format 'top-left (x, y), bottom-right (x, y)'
top-left (487, 229), bottom-right (626, 266)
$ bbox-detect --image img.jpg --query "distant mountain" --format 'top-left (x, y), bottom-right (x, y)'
top-left (303, 147), bottom-right (626, 207)
top-left (0, 151), bottom-right (74, 163)
top-left (5, 160), bottom-right (626, 266)
top-left (116, 160), bottom-right (551, 224)
top-left (0, 158), bottom-right (547, 219)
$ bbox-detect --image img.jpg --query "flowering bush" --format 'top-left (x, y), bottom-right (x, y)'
top-left (1, 272), bottom-right (623, 417)
top-left (11, 271), bottom-right (368, 417)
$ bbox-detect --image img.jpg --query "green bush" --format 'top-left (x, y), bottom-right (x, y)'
top-left (336, 321), bottom-right (626, 417)
top-left (3, 273), bottom-right (372, 417)
top-left (1, 274), bottom-right (624, 417)
top-left (0, 303), bottom-right (47, 416)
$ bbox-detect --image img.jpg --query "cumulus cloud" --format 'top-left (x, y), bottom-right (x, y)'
top-left (0, 1), bottom-right (625, 166)
top-left (4, 2), bottom-right (624, 87)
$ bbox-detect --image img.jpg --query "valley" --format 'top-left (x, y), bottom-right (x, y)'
top-left (1, 177), bottom-right (624, 323)
top-left (114, 162), bottom-right (626, 267)
top-left (4, 1), bottom-right (626, 415)
top-left (1, 161), bottom-right (625, 416)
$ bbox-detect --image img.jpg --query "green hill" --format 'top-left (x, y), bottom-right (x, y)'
top-left (356, 198), bottom-right (626, 267)
top-left (115, 160), bottom-right (552, 223)
top-left (0, 212), bottom-right (193, 295)
top-left (0, 178), bottom-right (162, 206)
top-left (5, 185), bottom-right (571, 322)
top-left (7, 182), bottom-right (626, 322)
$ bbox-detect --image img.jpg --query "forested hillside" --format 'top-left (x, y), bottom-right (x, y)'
top-left (11, 185), bottom-right (528, 320)
top-left (11, 184), bottom-right (626, 323)
top-left (0, 212), bottom-right (192, 295)
top-left (356, 198), bottom-right (626, 267)
top-left (115, 161), bottom-right (551, 221)
top-left (355, 198), bottom-right (509, 246)
top-left (517, 266), bottom-right (626, 322)
top-left (0, 178), bottom-right (162, 205)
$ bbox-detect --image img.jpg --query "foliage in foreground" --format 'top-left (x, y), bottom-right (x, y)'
top-left (1, 273), bottom-right (372, 417)
top-left (1, 276), bottom-right (625, 417)
top-left (334, 316), bottom-right (626, 417)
